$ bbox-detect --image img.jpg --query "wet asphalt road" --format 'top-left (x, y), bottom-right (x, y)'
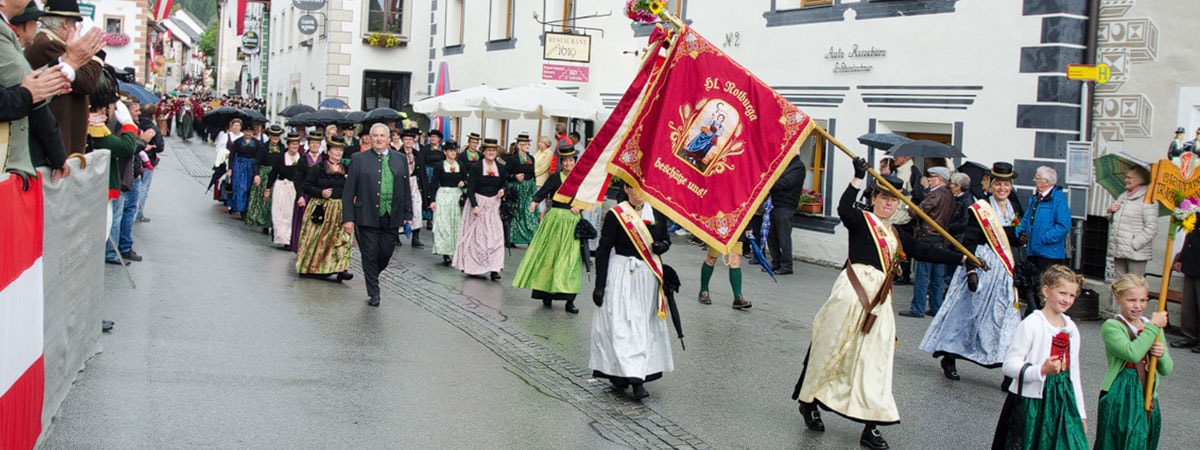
top-left (41, 137), bottom-right (1200, 449)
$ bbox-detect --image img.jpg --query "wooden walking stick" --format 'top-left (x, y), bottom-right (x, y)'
top-left (1141, 159), bottom-right (1200, 411)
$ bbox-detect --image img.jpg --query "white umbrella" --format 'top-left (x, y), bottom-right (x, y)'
top-left (412, 84), bottom-right (521, 119)
top-left (472, 84), bottom-right (600, 140)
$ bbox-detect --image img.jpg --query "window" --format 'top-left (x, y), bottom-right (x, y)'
top-left (361, 71), bottom-right (410, 111)
top-left (490, 0), bottom-right (514, 41)
top-left (367, 0), bottom-right (405, 35)
top-left (798, 132), bottom-right (826, 194)
top-left (801, 0), bottom-right (833, 7)
top-left (445, 0), bottom-right (464, 46)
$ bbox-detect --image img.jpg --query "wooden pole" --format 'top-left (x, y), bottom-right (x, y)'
top-left (535, 105), bottom-right (543, 143)
top-left (814, 126), bottom-right (982, 267)
top-left (1144, 231), bottom-right (1172, 411)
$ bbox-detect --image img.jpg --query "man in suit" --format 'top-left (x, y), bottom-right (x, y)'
top-left (343, 122), bottom-right (413, 307)
top-left (25, 0), bottom-right (105, 155)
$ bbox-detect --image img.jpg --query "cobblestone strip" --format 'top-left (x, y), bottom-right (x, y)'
top-left (170, 138), bottom-right (211, 178)
top-left (356, 258), bottom-right (712, 450)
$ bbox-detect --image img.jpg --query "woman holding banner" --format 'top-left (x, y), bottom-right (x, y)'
top-left (513, 144), bottom-right (584, 314)
top-left (590, 180), bottom-right (673, 400)
top-left (792, 158), bottom-right (981, 450)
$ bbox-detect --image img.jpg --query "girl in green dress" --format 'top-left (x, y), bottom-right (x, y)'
top-left (506, 134), bottom-right (539, 245)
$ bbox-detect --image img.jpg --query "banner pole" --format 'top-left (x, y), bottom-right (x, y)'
top-left (814, 125), bottom-right (982, 267)
top-left (1144, 161), bottom-right (1173, 411)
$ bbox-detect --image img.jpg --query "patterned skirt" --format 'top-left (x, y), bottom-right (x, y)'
top-left (295, 198), bottom-right (353, 274)
top-left (432, 187), bottom-right (463, 256)
top-left (244, 166), bottom-right (273, 227)
top-left (270, 180), bottom-right (297, 245)
top-left (226, 156), bottom-right (254, 213)
top-left (508, 179), bottom-right (540, 245)
top-left (918, 244), bottom-right (1021, 367)
top-left (451, 194), bottom-right (505, 275)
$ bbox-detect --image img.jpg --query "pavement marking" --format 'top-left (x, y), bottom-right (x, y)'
top-left (359, 258), bottom-right (713, 450)
top-left (169, 137), bottom-right (213, 178)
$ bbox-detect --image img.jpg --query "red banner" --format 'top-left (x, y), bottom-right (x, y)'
top-left (605, 27), bottom-right (814, 253)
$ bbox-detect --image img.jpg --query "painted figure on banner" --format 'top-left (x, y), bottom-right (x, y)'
top-left (678, 100), bottom-right (739, 173)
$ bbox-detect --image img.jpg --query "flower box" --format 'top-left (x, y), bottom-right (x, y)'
top-left (363, 33), bottom-right (407, 49)
top-left (799, 202), bottom-right (822, 214)
top-left (104, 32), bottom-right (130, 47)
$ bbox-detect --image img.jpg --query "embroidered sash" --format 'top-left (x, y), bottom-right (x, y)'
top-left (862, 212), bottom-right (894, 271)
top-left (611, 202), bottom-right (668, 320)
top-left (968, 200), bottom-right (1016, 276)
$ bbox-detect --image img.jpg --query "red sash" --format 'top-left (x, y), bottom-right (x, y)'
top-left (862, 212), bottom-right (894, 271)
top-left (968, 200), bottom-right (1015, 276)
top-left (611, 202), bottom-right (668, 320)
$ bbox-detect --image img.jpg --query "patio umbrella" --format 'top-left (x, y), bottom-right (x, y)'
top-left (413, 84), bottom-right (503, 117)
top-left (1095, 152), bottom-right (1153, 199)
top-left (279, 104), bottom-right (315, 117)
top-left (887, 140), bottom-right (965, 159)
top-left (238, 108), bottom-right (267, 125)
top-left (319, 98), bottom-right (350, 110)
top-left (478, 83), bottom-right (601, 139)
top-left (201, 106), bottom-right (242, 129)
top-left (118, 82), bottom-right (160, 104)
top-left (286, 112), bottom-right (313, 128)
top-left (857, 133), bottom-right (914, 150)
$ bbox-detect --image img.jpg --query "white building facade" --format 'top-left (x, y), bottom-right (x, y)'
top-left (88, 0), bottom-right (151, 79)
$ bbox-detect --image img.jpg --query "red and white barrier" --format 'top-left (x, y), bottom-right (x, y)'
top-left (0, 174), bottom-right (45, 450)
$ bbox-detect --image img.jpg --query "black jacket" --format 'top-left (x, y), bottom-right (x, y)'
top-left (302, 157), bottom-right (348, 200)
top-left (137, 116), bottom-right (164, 166)
top-left (769, 157), bottom-right (808, 210)
top-left (342, 149), bottom-right (413, 230)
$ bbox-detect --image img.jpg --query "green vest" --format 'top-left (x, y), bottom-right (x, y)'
top-left (0, 23), bottom-right (32, 175)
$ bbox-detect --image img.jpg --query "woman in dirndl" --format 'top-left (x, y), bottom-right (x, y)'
top-left (919, 162), bottom-right (1025, 380)
top-left (590, 181), bottom-right (673, 400)
top-left (506, 133), bottom-right (540, 246)
top-left (225, 121), bottom-right (261, 217)
top-left (267, 132), bottom-right (304, 248)
top-left (245, 124), bottom-right (285, 230)
top-left (452, 138), bottom-right (508, 280)
top-left (428, 140), bottom-right (465, 265)
top-left (512, 144), bottom-right (583, 313)
top-left (295, 137), bottom-right (354, 281)
top-left (791, 159), bottom-right (976, 450)
top-left (398, 128), bottom-right (428, 247)
top-left (290, 130), bottom-right (325, 251)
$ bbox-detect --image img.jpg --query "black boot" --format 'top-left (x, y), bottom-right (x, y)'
top-left (337, 271), bottom-right (354, 281)
top-left (564, 300), bottom-right (579, 314)
top-left (940, 357), bottom-right (960, 380)
top-left (411, 230), bottom-right (424, 248)
top-left (490, 271), bottom-right (502, 281)
top-left (798, 402), bottom-right (824, 432)
top-left (630, 383), bottom-right (649, 400)
top-left (860, 425), bottom-right (889, 450)
top-left (442, 255), bottom-right (452, 266)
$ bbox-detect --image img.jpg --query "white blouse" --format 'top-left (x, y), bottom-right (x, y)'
top-left (1002, 310), bottom-right (1087, 419)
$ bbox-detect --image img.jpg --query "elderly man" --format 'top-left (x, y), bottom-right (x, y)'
top-left (900, 166), bottom-right (955, 318)
top-left (1015, 166), bottom-right (1072, 272)
top-left (25, 0), bottom-right (106, 155)
top-left (343, 123), bottom-right (413, 307)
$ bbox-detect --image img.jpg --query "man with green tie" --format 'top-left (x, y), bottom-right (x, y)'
top-left (342, 123), bottom-right (413, 307)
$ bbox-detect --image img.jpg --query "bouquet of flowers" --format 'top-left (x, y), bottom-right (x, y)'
top-left (624, 0), bottom-right (666, 23)
top-left (365, 33), bottom-right (402, 48)
top-left (1171, 193), bottom-right (1200, 236)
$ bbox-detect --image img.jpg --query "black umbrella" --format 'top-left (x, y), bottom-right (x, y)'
top-left (306, 109), bottom-right (345, 126)
top-left (239, 108), bottom-right (267, 124)
top-left (364, 107), bottom-right (404, 125)
top-left (857, 133), bottom-right (914, 150)
top-left (201, 106), bottom-right (242, 129)
top-left (279, 104), bottom-right (315, 117)
top-left (286, 112), bottom-right (313, 128)
top-left (886, 139), bottom-right (965, 159)
top-left (205, 162), bottom-right (227, 193)
top-left (661, 264), bottom-right (685, 350)
top-left (344, 111), bottom-right (367, 125)
top-left (957, 161), bottom-right (990, 199)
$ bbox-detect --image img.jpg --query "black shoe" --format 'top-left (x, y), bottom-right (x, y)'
top-left (542, 299), bottom-right (553, 307)
top-left (925, 310), bottom-right (937, 317)
top-left (411, 240), bottom-right (424, 248)
top-left (898, 311), bottom-right (924, 318)
top-left (490, 271), bottom-right (502, 281)
top-left (610, 378), bottom-right (629, 390)
top-left (105, 258), bottom-right (129, 266)
top-left (135, 216), bottom-right (150, 223)
top-left (121, 251), bottom-right (143, 262)
top-left (940, 358), bottom-right (960, 381)
top-left (1170, 339), bottom-right (1200, 348)
top-left (101, 320), bottom-right (114, 333)
top-left (337, 271), bottom-right (354, 281)
top-left (442, 255), bottom-right (452, 266)
top-left (368, 297), bottom-right (380, 307)
top-left (860, 426), bottom-right (889, 450)
top-left (631, 383), bottom-right (649, 400)
top-left (505, 242), bottom-right (517, 249)
top-left (798, 402), bottom-right (825, 432)
top-left (565, 301), bottom-right (579, 314)
top-left (776, 268), bottom-right (794, 275)
top-left (771, 263), bottom-right (782, 271)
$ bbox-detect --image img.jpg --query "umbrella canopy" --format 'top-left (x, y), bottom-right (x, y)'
top-left (1095, 152), bottom-right (1153, 199)
top-left (412, 84), bottom-right (521, 120)
top-left (201, 106), bottom-right (242, 129)
top-left (857, 133), bottom-right (914, 150)
top-left (475, 84), bottom-right (600, 120)
top-left (238, 108), bottom-right (267, 124)
top-left (956, 161), bottom-right (990, 200)
top-left (886, 140), bottom-right (965, 159)
top-left (305, 109), bottom-right (346, 126)
top-left (344, 111), bottom-right (367, 125)
top-left (319, 98), bottom-right (350, 110)
top-left (286, 112), bottom-right (313, 128)
top-left (279, 104), bottom-right (315, 117)
top-left (364, 107), bottom-right (405, 124)
top-left (118, 82), bottom-right (160, 104)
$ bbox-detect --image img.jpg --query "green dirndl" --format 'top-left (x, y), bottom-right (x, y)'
top-left (997, 372), bottom-right (1088, 450)
top-left (432, 187), bottom-right (464, 256)
top-left (512, 207), bottom-right (582, 298)
top-left (1095, 368), bottom-right (1161, 450)
top-left (178, 113), bottom-right (194, 139)
top-left (295, 198), bottom-right (353, 274)
top-left (244, 166), bottom-right (274, 227)
top-left (509, 179), bottom-right (540, 245)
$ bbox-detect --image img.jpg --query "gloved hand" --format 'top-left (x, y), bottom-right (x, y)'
top-left (1018, 232), bottom-right (1030, 247)
top-left (967, 271), bottom-right (980, 292)
top-left (853, 157), bottom-right (869, 179)
top-left (965, 256), bottom-right (990, 272)
top-left (113, 100), bottom-right (134, 125)
top-left (651, 240), bottom-right (670, 255)
top-left (593, 287), bottom-right (605, 307)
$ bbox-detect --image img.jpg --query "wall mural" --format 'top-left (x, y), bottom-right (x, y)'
top-left (1093, 0), bottom-right (1159, 144)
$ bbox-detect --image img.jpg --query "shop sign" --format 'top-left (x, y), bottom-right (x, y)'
top-left (542, 64), bottom-right (589, 82)
top-left (241, 31), bottom-right (260, 54)
top-left (292, 0), bottom-right (327, 11)
top-left (824, 44), bottom-right (887, 73)
top-left (298, 14), bottom-right (319, 35)
top-left (543, 32), bottom-right (591, 63)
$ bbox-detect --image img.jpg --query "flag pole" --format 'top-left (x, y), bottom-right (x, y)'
top-left (1143, 160), bottom-right (1175, 412)
top-left (814, 126), bottom-right (982, 267)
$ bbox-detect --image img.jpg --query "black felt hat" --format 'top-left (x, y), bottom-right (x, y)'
top-left (285, 132), bottom-right (301, 143)
top-left (557, 142), bottom-right (578, 158)
top-left (515, 133), bottom-right (531, 142)
top-left (11, 2), bottom-right (44, 24)
top-left (326, 136), bottom-right (348, 148)
top-left (990, 162), bottom-right (1018, 180)
top-left (306, 130), bottom-right (325, 141)
top-left (43, 0), bottom-right (83, 18)
top-left (400, 128), bottom-right (419, 138)
top-left (442, 139), bottom-right (459, 150)
top-left (265, 125), bottom-right (284, 136)
top-left (467, 132), bottom-right (481, 141)
top-left (428, 129), bottom-right (443, 138)
top-left (481, 138), bottom-right (500, 150)
top-left (867, 173), bottom-right (907, 196)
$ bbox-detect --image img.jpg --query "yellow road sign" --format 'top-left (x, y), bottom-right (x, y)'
top-left (1066, 63), bottom-right (1111, 84)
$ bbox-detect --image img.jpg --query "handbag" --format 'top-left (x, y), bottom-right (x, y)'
top-left (310, 202), bottom-right (326, 225)
top-left (574, 217), bottom-right (597, 240)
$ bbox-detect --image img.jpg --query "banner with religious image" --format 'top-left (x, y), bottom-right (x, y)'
top-left (600, 26), bottom-right (814, 253)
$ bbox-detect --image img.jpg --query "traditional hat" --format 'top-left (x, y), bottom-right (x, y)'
top-left (1176, 127), bottom-right (1187, 134)
top-left (306, 130), bottom-right (324, 141)
top-left (515, 133), bottom-right (531, 142)
top-left (442, 139), bottom-right (459, 150)
top-left (265, 125), bottom-right (284, 136)
top-left (42, 0), bottom-right (82, 18)
top-left (989, 162), bottom-right (1018, 180)
top-left (428, 129), bottom-right (443, 139)
top-left (11, 2), bottom-right (44, 24)
top-left (867, 173), bottom-right (907, 197)
top-left (326, 136), bottom-right (348, 148)
top-left (926, 166), bottom-right (951, 181)
top-left (556, 141), bottom-right (578, 158)
top-left (467, 132), bottom-right (481, 141)
top-left (400, 128), bottom-right (419, 138)
top-left (285, 132), bottom-right (301, 143)
top-left (481, 138), bottom-right (500, 150)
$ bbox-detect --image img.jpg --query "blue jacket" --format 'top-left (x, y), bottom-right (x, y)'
top-left (1015, 187), bottom-right (1071, 259)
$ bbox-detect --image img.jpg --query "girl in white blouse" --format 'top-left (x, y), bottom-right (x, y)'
top-left (992, 265), bottom-right (1088, 449)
